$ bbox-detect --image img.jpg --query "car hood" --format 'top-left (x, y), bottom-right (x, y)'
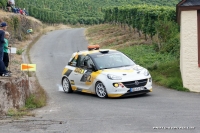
top-left (100, 65), bottom-right (150, 80)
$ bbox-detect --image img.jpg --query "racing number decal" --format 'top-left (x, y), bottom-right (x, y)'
top-left (86, 75), bottom-right (91, 82)
top-left (80, 71), bottom-right (92, 82)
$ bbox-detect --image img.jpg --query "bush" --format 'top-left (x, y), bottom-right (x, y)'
top-left (160, 34), bottom-right (180, 58)
top-left (155, 20), bottom-right (180, 55)
top-left (16, 49), bottom-right (24, 55)
top-left (0, 0), bottom-right (7, 8)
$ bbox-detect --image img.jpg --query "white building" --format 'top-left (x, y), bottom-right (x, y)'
top-left (176, 0), bottom-right (200, 92)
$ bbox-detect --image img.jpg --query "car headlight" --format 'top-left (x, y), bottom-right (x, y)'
top-left (144, 69), bottom-right (150, 76)
top-left (107, 74), bottom-right (122, 80)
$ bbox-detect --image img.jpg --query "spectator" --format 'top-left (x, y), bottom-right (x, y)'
top-left (15, 7), bottom-right (20, 13)
top-left (0, 22), bottom-right (11, 77)
top-left (19, 8), bottom-right (25, 15)
top-left (3, 31), bottom-right (11, 72)
top-left (8, 0), bottom-right (15, 6)
top-left (11, 6), bottom-right (17, 13)
top-left (6, 1), bottom-right (12, 12)
top-left (23, 8), bottom-right (28, 16)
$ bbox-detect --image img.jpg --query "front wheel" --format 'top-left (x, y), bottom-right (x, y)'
top-left (95, 82), bottom-right (107, 98)
top-left (62, 77), bottom-right (73, 93)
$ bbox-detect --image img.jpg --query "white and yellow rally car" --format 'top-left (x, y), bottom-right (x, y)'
top-left (61, 47), bottom-right (152, 98)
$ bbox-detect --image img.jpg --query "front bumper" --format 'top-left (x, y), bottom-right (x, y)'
top-left (122, 89), bottom-right (151, 97)
top-left (107, 88), bottom-right (152, 98)
top-left (102, 77), bottom-right (152, 98)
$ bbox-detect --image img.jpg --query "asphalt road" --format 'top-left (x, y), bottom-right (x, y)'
top-left (0, 28), bottom-right (200, 133)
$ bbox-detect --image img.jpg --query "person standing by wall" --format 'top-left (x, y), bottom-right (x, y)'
top-left (0, 22), bottom-right (11, 77)
top-left (3, 31), bottom-right (10, 72)
top-left (6, 1), bottom-right (12, 12)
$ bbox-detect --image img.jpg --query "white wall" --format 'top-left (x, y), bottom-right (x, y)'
top-left (180, 10), bottom-right (200, 92)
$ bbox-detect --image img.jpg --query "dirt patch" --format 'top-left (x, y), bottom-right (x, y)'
top-left (85, 24), bottom-right (152, 49)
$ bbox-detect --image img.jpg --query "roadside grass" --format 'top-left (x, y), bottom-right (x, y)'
top-left (86, 24), bottom-right (189, 92)
top-left (7, 108), bottom-right (35, 119)
top-left (16, 48), bottom-right (25, 55)
top-left (25, 82), bottom-right (47, 109)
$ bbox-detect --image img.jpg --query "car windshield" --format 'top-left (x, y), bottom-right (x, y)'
top-left (93, 52), bottom-right (136, 69)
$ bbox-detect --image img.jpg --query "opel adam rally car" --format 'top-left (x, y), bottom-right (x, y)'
top-left (61, 45), bottom-right (152, 98)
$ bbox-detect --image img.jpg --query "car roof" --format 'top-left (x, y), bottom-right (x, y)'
top-left (75, 49), bottom-right (118, 56)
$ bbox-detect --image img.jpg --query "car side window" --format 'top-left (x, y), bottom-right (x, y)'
top-left (77, 55), bottom-right (86, 67)
top-left (69, 57), bottom-right (77, 67)
top-left (87, 57), bottom-right (94, 69)
top-left (82, 56), bottom-right (94, 69)
top-left (69, 54), bottom-right (85, 67)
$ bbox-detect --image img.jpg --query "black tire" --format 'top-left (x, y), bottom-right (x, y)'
top-left (62, 77), bottom-right (73, 93)
top-left (95, 82), bottom-right (107, 98)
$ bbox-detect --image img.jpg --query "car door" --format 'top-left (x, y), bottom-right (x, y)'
top-left (70, 54), bottom-right (96, 92)
top-left (72, 54), bottom-right (87, 89)
top-left (79, 56), bottom-right (96, 91)
top-left (66, 53), bottom-right (82, 87)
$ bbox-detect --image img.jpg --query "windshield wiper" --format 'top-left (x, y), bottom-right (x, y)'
top-left (113, 65), bottom-right (130, 68)
top-left (102, 67), bottom-right (110, 69)
top-left (123, 65), bottom-right (131, 67)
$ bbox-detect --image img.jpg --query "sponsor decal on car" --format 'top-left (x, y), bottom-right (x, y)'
top-left (85, 71), bottom-right (102, 86)
top-left (63, 68), bottom-right (73, 76)
top-left (74, 68), bottom-right (85, 74)
top-left (80, 71), bottom-right (92, 82)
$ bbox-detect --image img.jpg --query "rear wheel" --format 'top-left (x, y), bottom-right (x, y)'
top-left (62, 77), bottom-right (73, 93)
top-left (95, 82), bottom-right (107, 98)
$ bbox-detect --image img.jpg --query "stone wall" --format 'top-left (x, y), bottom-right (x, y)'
top-left (0, 77), bottom-right (30, 116)
top-left (180, 10), bottom-right (200, 92)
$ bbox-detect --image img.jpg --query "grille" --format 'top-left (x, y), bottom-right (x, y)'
top-left (122, 79), bottom-right (148, 88)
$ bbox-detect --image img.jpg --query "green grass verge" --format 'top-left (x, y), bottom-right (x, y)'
top-left (7, 108), bottom-right (35, 119)
top-left (119, 44), bottom-right (189, 92)
top-left (25, 93), bottom-right (46, 109)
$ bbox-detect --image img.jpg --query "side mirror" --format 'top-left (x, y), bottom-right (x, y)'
top-left (68, 62), bottom-right (76, 67)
